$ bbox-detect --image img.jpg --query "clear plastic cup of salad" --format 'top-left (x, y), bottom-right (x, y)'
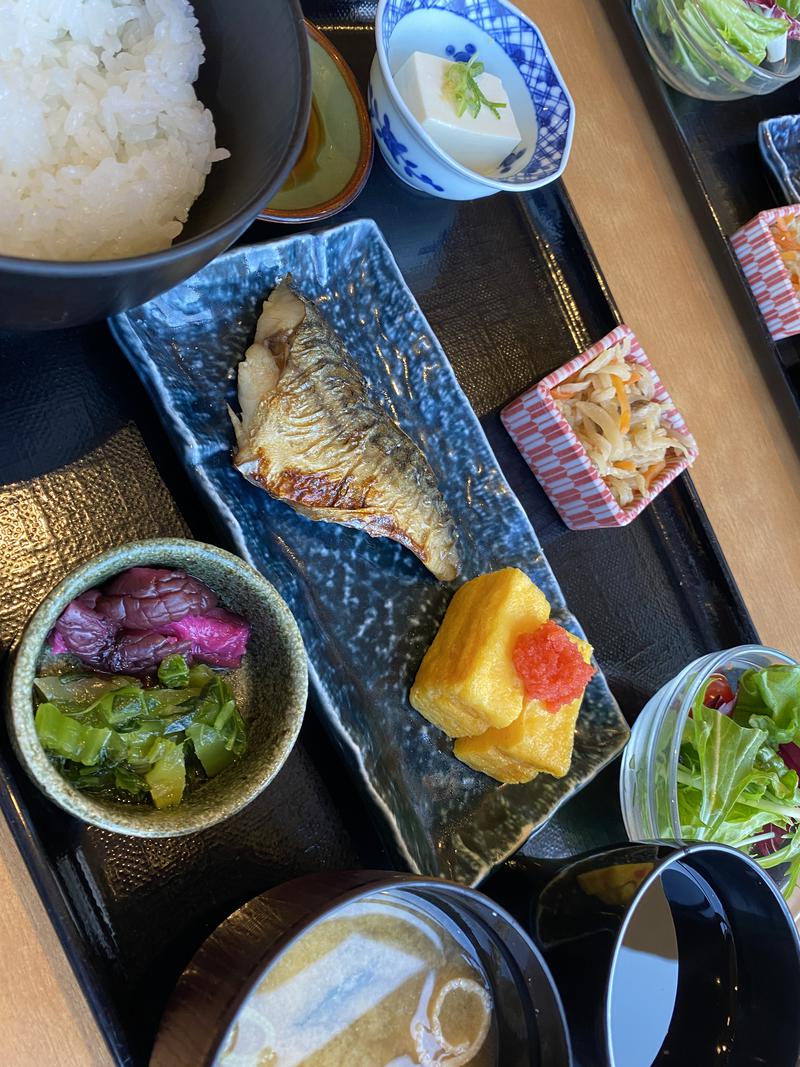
top-left (632, 0), bottom-right (800, 101)
top-left (619, 645), bottom-right (800, 896)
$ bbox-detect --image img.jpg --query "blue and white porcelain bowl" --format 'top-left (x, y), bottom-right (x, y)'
top-left (759, 116), bottom-right (800, 204)
top-left (369, 0), bottom-right (575, 200)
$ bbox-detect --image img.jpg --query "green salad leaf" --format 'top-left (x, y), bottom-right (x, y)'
top-left (653, 0), bottom-right (786, 86)
top-left (34, 658), bottom-right (247, 809)
top-left (682, 703), bottom-right (768, 835)
top-left (677, 666), bottom-right (800, 896)
top-left (677, 783), bottom-right (772, 846)
top-left (758, 743), bottom-right (799, 795)
top-left (695, 0), bottom-right (786, 63)
top-left (733, 665), bottom-right (800, 745)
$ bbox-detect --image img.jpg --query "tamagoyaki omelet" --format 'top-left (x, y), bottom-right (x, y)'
top-left (410, 567), bottom-right (595, 783)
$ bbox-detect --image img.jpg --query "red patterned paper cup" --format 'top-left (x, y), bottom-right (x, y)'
top-left (731, 205), bottom-right (800, 341)
top-left (501, 325), bottom-right (698, 531)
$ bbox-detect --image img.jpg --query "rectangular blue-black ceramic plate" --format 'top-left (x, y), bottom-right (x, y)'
top-left (111, 217), bottom-right (629, 884)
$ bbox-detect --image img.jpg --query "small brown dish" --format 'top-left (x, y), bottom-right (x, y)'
top-left (7, 538), bottom-right (308, 837)
top-left (259, 21), bottom-right (373, 224)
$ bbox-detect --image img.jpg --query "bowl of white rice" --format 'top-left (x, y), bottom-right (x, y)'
top-left (0, 0), bottom-right (310, 329)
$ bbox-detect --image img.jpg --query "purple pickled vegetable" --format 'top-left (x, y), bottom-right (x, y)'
top-left (49, 631), bottom-right (68, 655)
top-left (96, 568), bottom-right (218, 630)
top-left (51, 589), bottom-right (118, 667)
top-left (110, 632), bottom-right (192, 674)
top-left (161, 608), bottom-right (251, 669)
top-left (46, 565), bottom-right (249, 675)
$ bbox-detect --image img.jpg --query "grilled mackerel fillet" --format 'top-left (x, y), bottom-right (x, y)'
top-left (229, 277), bottom-right (460, 582)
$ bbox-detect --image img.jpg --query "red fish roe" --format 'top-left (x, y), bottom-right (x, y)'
top-left (512, 620), bottom-right (596, 712)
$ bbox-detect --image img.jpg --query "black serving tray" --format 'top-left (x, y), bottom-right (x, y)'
top-left (0, 6), bottom-right (757, 1065)
top-left (615, 0), bottom-right (800, 420)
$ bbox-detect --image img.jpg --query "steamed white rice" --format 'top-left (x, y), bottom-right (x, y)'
top-left (0, 0), bottom-right (229, 261)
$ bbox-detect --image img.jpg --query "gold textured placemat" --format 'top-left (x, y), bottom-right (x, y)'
top-left (0, 424), bottom-right (189, 654)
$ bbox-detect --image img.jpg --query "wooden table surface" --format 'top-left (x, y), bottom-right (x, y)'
top-left (4, 3), bottom-right (800, 1064)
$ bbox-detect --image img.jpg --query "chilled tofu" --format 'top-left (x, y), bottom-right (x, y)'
top-left (393, 50), bottom-right (522, 175)
top-left (454, 634), bottom-right (592, 782)
top-left (409, 568), bottom-right (550, 738)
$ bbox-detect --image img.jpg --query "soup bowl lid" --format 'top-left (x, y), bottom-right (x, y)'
top-left (532, 841), bottom-right (800, 1067)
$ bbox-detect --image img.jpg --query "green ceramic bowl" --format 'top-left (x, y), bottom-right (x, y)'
top-left (7, 539), bottom-right (308, 837)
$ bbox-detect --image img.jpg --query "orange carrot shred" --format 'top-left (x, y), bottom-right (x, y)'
top-left (612, 375), bottom-right (630, 434)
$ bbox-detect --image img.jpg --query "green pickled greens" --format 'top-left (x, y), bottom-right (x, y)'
top-left (34, 672), bottom-right (138, 704)
top-left (33, 655), bottom-right (247, 810)
top-left (158, 653), bottom-right (190, 689)
top-left (185, 678), bottom-right (247, 777)
top-left (677, 667), bottom-right (800, 897)
top-left (145, 740), bottom-right (187, 810)
top-left (186, 725), bottom-right (235, 777)
top-left (35, 703), bottom-right (120, 766)
top-left (188, 662), bottom-right (216, 690)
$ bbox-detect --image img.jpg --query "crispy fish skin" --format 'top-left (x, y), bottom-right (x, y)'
top-left (230, 277), bottom-right (461, 581)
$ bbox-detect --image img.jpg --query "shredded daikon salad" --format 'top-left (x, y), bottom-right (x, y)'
top-left (551, 335), bottom-right (693, 507)
top-left (771, 214), bottom-right (800, 292)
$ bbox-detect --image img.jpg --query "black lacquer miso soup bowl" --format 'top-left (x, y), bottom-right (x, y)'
top-left (530, 841), bottom-right (800, 1067)
top-left (150, 871), bottom-right (572, 1066)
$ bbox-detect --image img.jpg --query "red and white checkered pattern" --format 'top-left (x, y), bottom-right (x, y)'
top-left (501, 324), bottom-right (698, 531)
top-left (731, 205), bottom-right (800, 341)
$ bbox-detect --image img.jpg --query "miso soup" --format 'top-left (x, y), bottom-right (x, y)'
top-left (216, 891), bottom-right (496, 1066)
